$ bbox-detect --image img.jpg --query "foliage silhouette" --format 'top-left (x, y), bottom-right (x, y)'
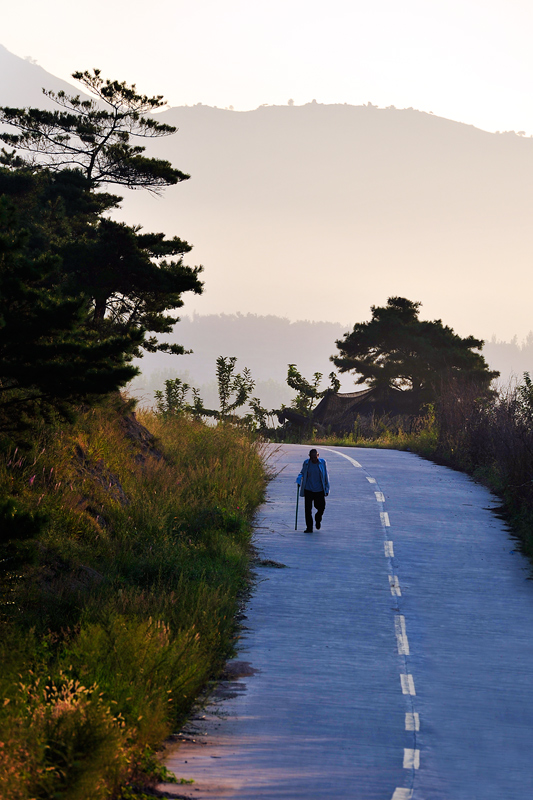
top-left (287, 364), bottom-right (340, 416)
top-left (0, 69), bottom-right (188, 191)
top-left (0, 66), bottom-right (204, 356)
top-left (155, 377), bottom-right (206, 418)
top-left (216, 356), bottom-right (255, 420)
top-left (0, 190), bottom-right (139, 433)
top-left (332, 296), bottom-right (498, 401)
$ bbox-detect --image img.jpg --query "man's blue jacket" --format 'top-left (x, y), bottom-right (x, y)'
top-left (297, 457), bottom-right (330, 497)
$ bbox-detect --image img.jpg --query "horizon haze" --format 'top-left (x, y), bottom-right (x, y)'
top-left (3, 1), bottom-right (533, 135)
top-left (119, 100), bottom-right (533, 343)
top-left (2, 43), bottom-right (533, 377)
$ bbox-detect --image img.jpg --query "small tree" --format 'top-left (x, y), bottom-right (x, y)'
top-left (154, 377), bottom-right (206, 418)
top-left (155, 377), bottom-right (191, 416)
top-left (286, 364), bottom-right (340, 416)
top-left (216, 356), bottom-right (255, 420)
top-left (248, 396), bottom-right (270, 430)
top-left (155, 358), bottom-right (259, 424)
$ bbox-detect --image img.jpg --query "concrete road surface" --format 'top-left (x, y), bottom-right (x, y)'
top-left (160, 444), bottom-right (533, 800)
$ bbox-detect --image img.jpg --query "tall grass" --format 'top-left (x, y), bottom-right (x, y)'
top-left (428, 377), bottom-right (533, 555)
top-left (310, 407), bottom-right (439, 457)
top-left (0, 400), bottom-right (267, 799)
top-left (307, 377), bottom-right (533, 557)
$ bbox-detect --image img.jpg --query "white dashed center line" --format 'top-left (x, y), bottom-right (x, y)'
top-left (394, 616), bottom-right (410, 655)
top-left (389, 575), bottom-right (402, 596)
top-left (403, 749), bottom-right (420, 769)
top-left (401, 674), bottom-right (416, 695)
top-left (405, 713), bottom-right (420, 731)
top-left (391, 789), bottom-right (412, 800)
top-left (327, 450), bottom-right (421, 797)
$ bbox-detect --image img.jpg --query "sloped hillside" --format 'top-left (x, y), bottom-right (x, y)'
top-left (0, 397), bottom-right (266, 799)
top-left (118, 101), bottom-right (533, 342)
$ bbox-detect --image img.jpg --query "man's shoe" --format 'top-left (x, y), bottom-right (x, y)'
top-left (304, 528), bottom-right (313, 533)
top-left (316, 520), bottom-right (321, 530)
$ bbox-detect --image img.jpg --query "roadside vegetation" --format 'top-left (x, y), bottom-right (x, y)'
top-left (273, 298), bottom-right (533, 557)
top-left (0, 398), bottom-right (267, 799)
top-left (309, 375), bottom-right (533, 558)
top-left (0, 70), bottom-right (268, 798)
top-left (426, 375), bottom-right (533, 557)
top-left (310, 406), bottom-right (438, 455)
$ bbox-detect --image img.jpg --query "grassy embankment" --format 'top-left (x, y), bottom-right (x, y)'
top-left (0, 397), bottom-right (267, 799)
top-left (310, 407), bottom-right (439, 456)
top-left (309, 381), bottom-right (533, 558)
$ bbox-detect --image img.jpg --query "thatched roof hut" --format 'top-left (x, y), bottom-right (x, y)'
top-left (277, 387), bottom-right (422, 434)
top-left (312, 387), bottom-right (421, 433)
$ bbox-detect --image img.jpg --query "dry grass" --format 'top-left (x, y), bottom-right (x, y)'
top-left (0, 399), bottom-right (268, 799)
top-left (308, 378), bottom-right (533, 558)
top-left (304, 408), bottom-right (439, 456)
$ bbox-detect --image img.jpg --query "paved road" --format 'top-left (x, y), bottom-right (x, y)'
top-left (161, 444), bottom-right (533, 799)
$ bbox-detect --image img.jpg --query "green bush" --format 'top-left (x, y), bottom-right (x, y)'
top-left (0, 402), bottom-right (267, 798)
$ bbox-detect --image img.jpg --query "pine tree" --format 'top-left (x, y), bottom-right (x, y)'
top-left (0, 70), bottom-right (188, 191)
top-left (332, 297), bottom-right (498, 400)
top-left (62, 216), bottom-right (202, 355)
top-left (0, 69), bottom-right (205, 428)
top-left (0, 191), bottom-right (139, 434)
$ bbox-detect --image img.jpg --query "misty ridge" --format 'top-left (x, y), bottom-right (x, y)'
top-left (2, 43), bottom-right (533, 403)
top-left (129, 313), bottom-right (348, 408)
top-left (0, 46), bottom-right (93, 108)
top-left (119, 94), bottom-right (533, 342)
top-left (128, 312), bottom-right (533, 410)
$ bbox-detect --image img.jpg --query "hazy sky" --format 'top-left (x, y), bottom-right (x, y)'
top-left (4, 0), bottom-right (533, 134)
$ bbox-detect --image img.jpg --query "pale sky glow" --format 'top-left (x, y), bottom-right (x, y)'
top-left (3, 0), bottom-right (533, 133)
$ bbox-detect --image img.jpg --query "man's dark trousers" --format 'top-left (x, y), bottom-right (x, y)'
top-left (304, 489), bottom-right (326, 530)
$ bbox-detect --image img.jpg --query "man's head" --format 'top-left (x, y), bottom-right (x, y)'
top-left (309, 448), bottom-right (319, 463)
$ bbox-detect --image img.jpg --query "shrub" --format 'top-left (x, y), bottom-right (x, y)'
top-left (0, 400), bottom-right (267, 797)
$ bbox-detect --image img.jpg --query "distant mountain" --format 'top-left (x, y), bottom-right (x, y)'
top-left (2, 43), bottom-right (533, 361)
top-left (128, 313), bottom-right (533, 407)
top-left (114, 100), bottom-right (533, 343)
top-left (0, 44), bottom-right (89, 108)
top-left (128, 316), bottom-right (533, 417)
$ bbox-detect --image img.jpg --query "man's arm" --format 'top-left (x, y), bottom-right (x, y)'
top-left (322, 460), bottom-right (330, 495)
top-left (297, 460), bottom-right (307, 486)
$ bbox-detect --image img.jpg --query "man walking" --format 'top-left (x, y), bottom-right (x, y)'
top-left (297, 448), bottom-right (330, 533)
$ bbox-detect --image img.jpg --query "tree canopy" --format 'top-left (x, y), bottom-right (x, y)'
top-left (62, 214), bottom-right (202, 355)
top-left (0, 189), bottom-right (139, 433)
top-left (0, 165), bottom-right (203, 357)
top-left (0, 69), bottom-right (204, 434)
top-left (332, 297), bottom-right (498, 398)
top-left (0, 67), bottom-right (204, 358)
top-left (0, 69), bottom-right (188, 191)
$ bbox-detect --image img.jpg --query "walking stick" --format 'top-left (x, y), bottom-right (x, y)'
top-left (295, 484), bottom-right (300, 530)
